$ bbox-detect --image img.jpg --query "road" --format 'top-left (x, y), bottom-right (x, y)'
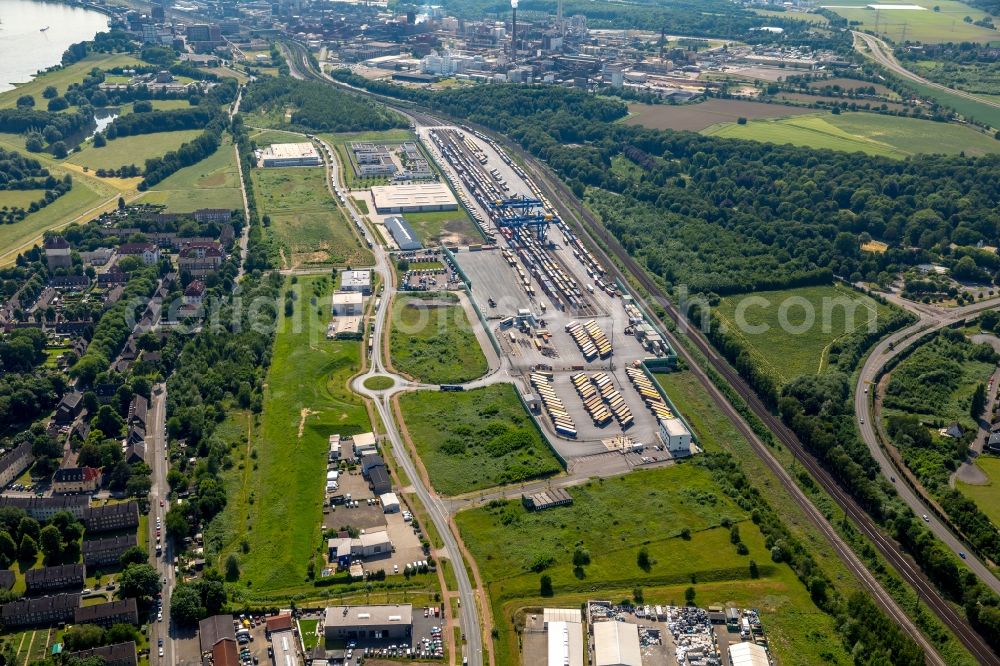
top-left (854, 31), bottom-right (1000, 113)
top-left (148, 383), bottom-right (177, 666)
top-left (283, 39), bottom-right (1000, 663)
top-left (856, 296), bottom-right (1000, 597)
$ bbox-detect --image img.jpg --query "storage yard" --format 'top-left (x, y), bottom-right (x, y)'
top-left (421, 124), bottom-right (689, 461)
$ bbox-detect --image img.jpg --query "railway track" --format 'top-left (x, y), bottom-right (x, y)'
top-left (283, 42), bottom-right (998, 664)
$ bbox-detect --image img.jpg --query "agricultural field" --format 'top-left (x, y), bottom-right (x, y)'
top-left (67, 129), bottom-right (203, 171)
top-left (754, 7), bottom-right (829, 24)
top-left (714, 284), bottom-right (894, 384)
top-left (208, 275), bottom-right (371, 594)
top-left (397, 384), bottom-right (562, 496)
top-left (956, 457), bottom-right (1000, 527)
top-left (0, 53), bottom-right (145, 108)
top-left (622, 99), bottom-right (814, 132)
top-left (456, 463), bottom-right (847, 666)
top-left (402, 210), bottom-right (482, 247)
top-left (251, 166), bottom-right (372, 268)
top-left (389, 292), bottom-right (488, 384)
top-left (704, 112), bottom-right (999, 158)
top-left (823, 0), bottom-right (998, 43)
top-left (137, 136), bottom-right (243, 212)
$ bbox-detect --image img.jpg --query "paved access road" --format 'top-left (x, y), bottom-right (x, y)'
top-left (856, 296), bottom-right (1000, 596)
top-left (148, 383), bottom-right (177, 666)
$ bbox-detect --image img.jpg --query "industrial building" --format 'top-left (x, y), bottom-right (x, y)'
top-left (384, 216), bottom-right (423, 251)
top-left (371, 183), bottom-right (458, 214)
top-left (729, 641), bottom-right (770, 666)
top-left (324, 605), bottom-right (413, 643)
top-left (548, 620), bottom-right (584, 666)
top-left (257, 143), bottom-right (322, 168)
top-left (340, 270), bottom-right (373, 295)
top-left (331, 292), bottom-right (365, 316)
top-left (593, 621), bottom-right (641, 666)
top-left (657, 417), bottom-right (692, 455)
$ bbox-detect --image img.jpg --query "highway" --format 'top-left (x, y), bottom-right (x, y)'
top-left (148, 383), bottom-right (177, 666)
top-left (281, 39), bottom-right (1000, 663)
top-left (853, 31), bottom-right (1000, 112)
top-left (855, 296), bottom-right (1000, 597)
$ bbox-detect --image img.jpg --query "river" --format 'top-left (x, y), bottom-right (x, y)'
top-left (0, 0), bottom-right (110, 93)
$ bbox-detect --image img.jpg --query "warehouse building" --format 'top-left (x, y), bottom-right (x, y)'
top-left (729, 641), bottom-right (770, 666)
top-left (371, 183), bottom-right (458, 214)
top-left (257, 143), bottom-right (322, 168)
top-left (384, 216), bottom-right (423, 251)
top-left (548, 620), bottom-right (584, 666)
top-left (331, 292), bottom-right (365, 316)
top-left (340, 270), bottom-right (372, 295)
top-left (593, 621), bottom-right (641, 666)
top-left (324, 605), bottom-right (413, 643)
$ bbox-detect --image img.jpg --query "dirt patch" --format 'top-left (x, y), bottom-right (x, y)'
top-left (624, 99), bottom-right (815, 132)
top-left (298, 408), bottom-right (315, 439)
top-left (199, 172), bottom-right (228, 187)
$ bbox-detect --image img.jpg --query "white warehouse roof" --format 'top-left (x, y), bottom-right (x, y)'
top-left (593, 621), bottom-right (641, 666)
top-left (729, 642), bottom-right (770, 666)
top-left (547, 620), bottom-right (583, 666)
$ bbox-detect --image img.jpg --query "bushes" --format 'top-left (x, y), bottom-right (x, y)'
top-left (110, 107), bottom-right (217, 137)
top-left (241, 77), bottom-right (406, 132)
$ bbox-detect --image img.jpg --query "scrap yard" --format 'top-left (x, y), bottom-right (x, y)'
top-left (419, 124), bottom-right (692, 462)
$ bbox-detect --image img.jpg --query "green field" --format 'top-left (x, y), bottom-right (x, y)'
top-left (210, 276), bottom-right (371, 593)
top-left (0, 180), bottom-right (107, 264)
top-left (68, 130), bottom-right (204, 171)
top-left (825, 0), bottom-right (998, 43)
top-left (389, 293), bottom-right (487, 384)
top-left (398, 384), bottom-right (562, 496)
top-left (704, 112), bottom-right (998, 158)
top-left (249, 128), bottom-right (305, 147)
top-left (0, 189), bottom-right (48, 209)
top-left (252, 166), bottom-right (372, 268)
top-left (456, 464), bottom-right (845, 666)
top-left (402, 210), bottom-right (482, 246)
top-left (714, 284), bottom-right (894, 385)
top-left (137, 136), bottom-right (243, 212)
top-left (957, 457), bottom-right (1000, 527)
top-left (0, 53), bottom-right (145, 108)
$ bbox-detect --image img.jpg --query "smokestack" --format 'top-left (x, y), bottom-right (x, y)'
top-left (557, 0), bottom-right (563, 35)
top-left (511, 0), bottom-right (518, 58)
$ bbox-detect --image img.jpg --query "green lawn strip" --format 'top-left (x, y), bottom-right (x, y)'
top-left (398, 384), bottom-right (561, 496)
top-left (0, 53), bottom-right (146, 108)
top-left (68, 130), bottom-right (204, 171)
top-left (251, 166), bottom-right (372, 268)
top-left (389, 292), bottom-right (487, 384)
top-left (137, 135), bottom-right (243, 212)
top-left (210, 276), bottom-right (371, 593)
top-left (298, 619), bottom-right (320, 649)
top-left (956, 457), bottom-right (1000, 527)
top-left (402, 210), bottom-right (483, 246)
top-left (456, 463), bottom-right (844, 666)
top-left (714, 284), bottom-right (891, 384)
top-left (0, 189), bottom-right (49, 209)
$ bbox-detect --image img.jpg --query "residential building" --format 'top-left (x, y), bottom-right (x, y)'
top-left (45, 236), bottom-right (72, 270)
top-left (0, 495), bottom-right (89, 520)
top-left (74, 598), bottom-right (139, 627)
top-left (52, 467), bottom-right (102, 494)
top-left (128, 396), bottom-right (148, 429)
top-left (0, 441), bottom-right (34, 488)
top-left (66, 642), bottom-right (137, 666)
top-left (184, 280), bottom-right (206, 305)
top-left (54, 392), bottom-right (84, 425)
top-left (118, 243), bottom-right (161, 265)
top-left (178, 242), bottom-right (225, 276)
top-left (24, 564), bottom-right (86, 594)
top-left (83, 534), bottom-right (138, 567)
top-left (85, 502), bottom-right (140, 534)
top-left (50, 275), bottom-right (90, 290)
top-left (0, 593), bottom-right (80, 627)
top-left (323, 605), bottom-right (412, 642)
top-left (0, 570), bottom-right (15, 591)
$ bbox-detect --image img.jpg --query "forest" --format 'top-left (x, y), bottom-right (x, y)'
top-left (240, 77), bottom-right (407, 132)
top-left (109, 107), bottom-right (218, 138)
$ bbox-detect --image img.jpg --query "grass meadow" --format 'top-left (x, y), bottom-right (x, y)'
top-left (957, 457), bottom-right (1000, 527)
top-left (251, 166), bottom-right (372, 268)
top-left (703, 112), bottom-right (998, 158)
top-left (389, 292), bottom-right (487, 384)
top-left (0, 53), bottom-right (145, 108)
top-left (68, 129), bottom-right (204, 171)
top-left (714, 284), bottom-right (896, 384)
top-left (0, 189), bottom-right (48, 209)
top-left (456, 463), bottom-right (848, 666)
top-left (137, 136), bottom-right (243, 212)
top-left (397, 384), bottom-right (561, 496)
top-left (623, 99), bottom-right (814, 132)
top-left (208, 275), bottom-right (371, 594)
top-left (402, 210), bottom-right (482, 246)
